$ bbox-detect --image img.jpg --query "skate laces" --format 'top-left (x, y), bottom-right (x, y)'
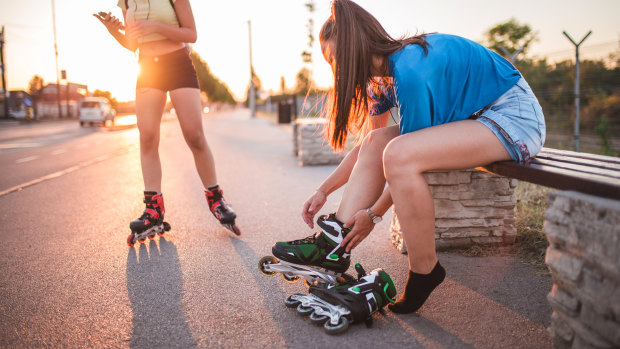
top-left (289, 232), bottom-right (326, 248)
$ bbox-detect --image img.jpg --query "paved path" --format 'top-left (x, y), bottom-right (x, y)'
top-left (0, 109), bottom-right (552, 348)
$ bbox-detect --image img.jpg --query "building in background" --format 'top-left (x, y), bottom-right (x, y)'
top-left (38, 83), bottom-right (88, 118)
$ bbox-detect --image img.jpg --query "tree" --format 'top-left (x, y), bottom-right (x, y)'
top-left (484, 18), bottom-right (537, 60)
top-left (27, 75), bottom-right (45, 96)
top-left (301, 1), bottom-right (315, 64)
top-left (245, 67), bottom-right (263, 107)
top-left (295, 67), bottom-right (313, 95)
top-left (93, 89), bottom-right (118, 109)
top-left (189, 50), bottom-right (236, 104)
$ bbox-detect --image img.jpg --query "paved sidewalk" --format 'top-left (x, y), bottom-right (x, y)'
top-left (210, 110), bottom-right (554, 347)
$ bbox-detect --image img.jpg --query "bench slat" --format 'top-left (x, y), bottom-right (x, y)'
top-left (532, 157), bottom-right (620, 179)
top-left (539, 148), bottom-right (620, 165)
top-left (478, 161), bottom-right (620, 200)
top-left (536, 153), bottom-right (620, 172)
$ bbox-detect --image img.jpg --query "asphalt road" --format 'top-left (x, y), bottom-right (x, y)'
top-left (0, 110), bottom-right (553, 348)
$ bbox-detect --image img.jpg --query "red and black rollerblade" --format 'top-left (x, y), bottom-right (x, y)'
top-left (127, 191), bottom-right (171, 246)
top-left (205, 186), bottom-right (241, 235)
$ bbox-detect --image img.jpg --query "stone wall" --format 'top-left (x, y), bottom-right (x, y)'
top-left (293, 118), bottom-right (344, 166)
top-left (544, 191), bottom-right (620, 348)
top-left (390, 169), bottom-right (517, 253)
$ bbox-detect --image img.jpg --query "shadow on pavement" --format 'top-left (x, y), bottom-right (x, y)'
top-left (126, 238), bottom-right (196, 348)
top-left (228, 237), bottom-right (301, 347)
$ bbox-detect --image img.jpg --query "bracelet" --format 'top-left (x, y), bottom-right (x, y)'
top-left (316, 188), bottom-right (327, 196)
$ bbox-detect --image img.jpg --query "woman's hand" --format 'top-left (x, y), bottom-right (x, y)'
top-left (125, 21), bottom-right (162, 41)
top-left (301, 190), bottom-right (327, 228)
top-left (93, 12), bottom-right (124, 34)
top-left (341, 209), bottom-right (375, 252)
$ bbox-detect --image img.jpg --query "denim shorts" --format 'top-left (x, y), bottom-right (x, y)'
top-left (473, 77), bottom-right (546, 162)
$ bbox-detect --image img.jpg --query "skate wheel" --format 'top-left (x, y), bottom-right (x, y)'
top-left (148, 234), bottom-right (155, 240)
top-left (231, 224), bottom-right (241, 235)
top-left (284, 295), bottom-right (302, 308)
top-left (258, 256), bottom-right (278, 276)
top-left (281, 273), bottom-right (300, 283)
top-left (138, 237), bottom-right (146, 243)
top-left (310, 312), bottom-right (329, 325)
top-left (296, 304), bottom-right (314, 317)
top-left (304, 279), bottom-right (315, 288)
top-left (224, 223), bottom-right (241, 236)
top-left (157, 231), bottom-right (165, 237)
top-left (127, 234), bottom-right (135, 247)
top-left (324, 316), bottom-right (349, 335)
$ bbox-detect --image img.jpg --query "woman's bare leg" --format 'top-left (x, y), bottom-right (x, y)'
top-left (383, 120), bottom-right (511, 274)
top-left (170, 88), bottom-right (218, 188)
top-left (335, 125), bottom-right (400, 221)
top-left (135, 88), bottom-right (167, 192)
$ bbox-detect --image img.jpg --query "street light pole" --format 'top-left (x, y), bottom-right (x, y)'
top-left (563, 30), bottom-right (592, 152)
top-left (0, 26), bottom-right (8, 119)
top-left (51, 0), bottom-right (62, 118)
top-left (248, 20), bottom-right (255, 118)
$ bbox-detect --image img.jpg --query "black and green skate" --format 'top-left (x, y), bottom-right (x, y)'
top-left (273, 213), bottom-right (351, 273)
top-left (258, 214), bottom-right (354, 285)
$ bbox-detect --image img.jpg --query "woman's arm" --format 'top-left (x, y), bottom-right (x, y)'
top-left (93, 12), bottom-right (137, 51)
top-left (301, 111), bottom-right (391, 228)
top-left (125, 0), bottom-right (197, 44)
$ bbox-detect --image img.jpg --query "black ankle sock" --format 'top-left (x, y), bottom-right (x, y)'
top-left (388, 262), bottom-right (446, 314)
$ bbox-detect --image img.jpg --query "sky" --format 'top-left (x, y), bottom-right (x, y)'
top-left (0, 0), bottom-right (619, 102)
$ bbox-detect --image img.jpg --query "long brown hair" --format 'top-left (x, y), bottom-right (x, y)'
top-left (320, 0), bottom-right (429, 151)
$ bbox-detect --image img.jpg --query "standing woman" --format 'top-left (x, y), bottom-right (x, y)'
top-left (94, 0), bottom-right (240, 246)
top-left (292, 0), bottom-right (545, 314)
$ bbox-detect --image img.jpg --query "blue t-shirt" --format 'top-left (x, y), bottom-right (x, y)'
top-left (369, 33), bottom-right (521, 134)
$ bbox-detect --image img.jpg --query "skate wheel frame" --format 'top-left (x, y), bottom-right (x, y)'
top-left (258, 256), bottom-right (278, 276)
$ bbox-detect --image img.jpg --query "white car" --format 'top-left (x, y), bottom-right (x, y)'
top-left (79, 97), bottom-right (115, 127)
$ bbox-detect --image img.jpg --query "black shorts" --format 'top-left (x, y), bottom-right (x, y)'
top-left (137, 48), bottom-right (200, 91)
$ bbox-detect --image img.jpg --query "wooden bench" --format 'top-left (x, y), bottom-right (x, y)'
top-left (478, 147), bottom-right (620, 348)
top-left (478, 147), bottom-right (620, 200)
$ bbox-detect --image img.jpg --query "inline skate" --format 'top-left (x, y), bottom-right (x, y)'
top-left (205, 186), bottom-right (241, 235)
top-left (258, 213), bottom-right (355, 286)
top-left (127, 191), bottom-right (171, 246)
top-left (285, 263), bottom-right (397, 335)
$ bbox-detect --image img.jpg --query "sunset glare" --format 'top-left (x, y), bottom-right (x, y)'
top-left (1, 0), bottom-right (619, 102)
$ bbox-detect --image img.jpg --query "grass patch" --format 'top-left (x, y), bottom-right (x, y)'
top-left (451, 181), bottom-right (552, 270)
top-left (514, 181), bottom-right (553, 268)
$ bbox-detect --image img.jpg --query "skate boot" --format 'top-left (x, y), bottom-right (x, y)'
top-left (285, 263), bottom-right (397, 335)
top-left (258, 213), bottom-right (354, 286)
top-left (127, 191), bottom-right (171, 246)
top-left (205, 185), bottom-right (241, 235)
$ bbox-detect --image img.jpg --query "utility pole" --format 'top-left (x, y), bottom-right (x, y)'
top-left (51, 0), bottom-right (62, 118)
top-left (500, 45), bottom-right (524, 65)
top-left (563, 30), bottom-right (592, 152)
top-left (0, 26), bottom-right (8, 119)
top-left (248, 20), bottom-right (255, 118)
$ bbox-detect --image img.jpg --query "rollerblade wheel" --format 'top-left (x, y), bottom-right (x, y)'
top-left (284, 295), bottom-right (302, 308)
top-left (281, 273), bottom-right (300, 283)
top-left (296, 304), bottom-right (314, 317)
top-left (127, 234), bottom-right (135, 247)
top-left (324, 316), bottom-right (349, 335)
top-left (258, 256), bottom-right (278, 276)
top-left (224, 223), bottom-right (241, 236)
top-left (309, 312), bottom-right (329, 325)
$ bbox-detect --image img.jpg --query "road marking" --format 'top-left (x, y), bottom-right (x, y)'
top-left (0, 146), bottom-right (136, 197)
top-left (16, 156), bottom-right (39, 164)
top-left (51, 149), bottom-right (67, 155)
top-left (0, 143), bottom-right (42, 149)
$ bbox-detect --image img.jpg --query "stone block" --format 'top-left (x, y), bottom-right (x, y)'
top-left (545, 248), bottom-right (583, 284)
